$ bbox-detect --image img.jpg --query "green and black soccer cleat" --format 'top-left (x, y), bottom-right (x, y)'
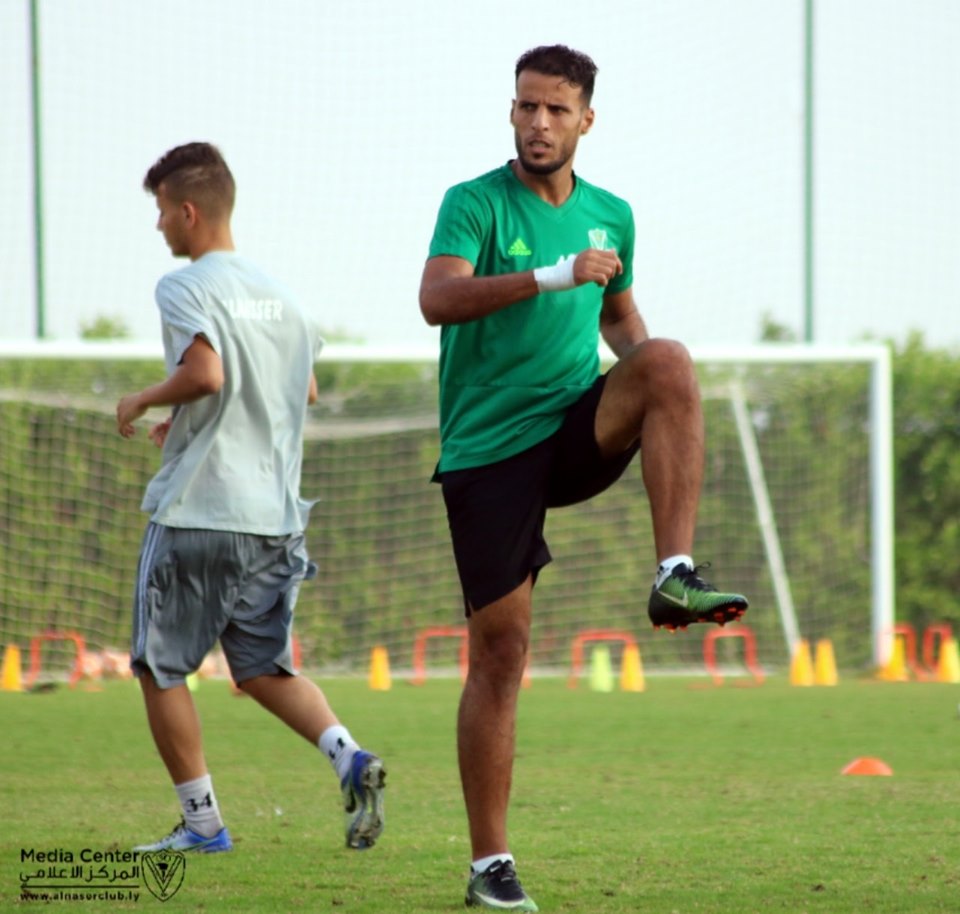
top-left (648, 562), bottom-right (748, 632)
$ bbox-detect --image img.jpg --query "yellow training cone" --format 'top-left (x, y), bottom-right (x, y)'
top-left (878, 635), bottom-right (908, 682)
top-left (790, 639), bottom-right (814, 687)
top-left (589, 645), bottom-right (614, 692)
top-left (936, 637), bottom-right (960, 684)
top-left (620, 644), bottom-right (645, 692)
top-left (814, 639), bottom-right (838, 686)
top-left (1, 645), bottom-right (23, 692)
top-left (369, 646), bottom-right (392, 691)
top-left (186, 673), bottom-right (199, 692)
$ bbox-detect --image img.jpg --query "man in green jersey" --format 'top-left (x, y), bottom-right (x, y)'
top-left (420, 46), bottom-right (748, 911)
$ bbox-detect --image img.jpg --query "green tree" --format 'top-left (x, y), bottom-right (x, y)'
top-left (892, 332), bottom-right (960, 630)
top-left (79, 315), bottom-right (130, 340)
top-left (758, 313), bottom-right (798, 342)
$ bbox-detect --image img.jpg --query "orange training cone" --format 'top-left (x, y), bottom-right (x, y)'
top-left (1, 645), bottom-right (24, 692)
top-left (790, 639), bottom-right (814, 687)
top-left (369, 646), bottom-right (392, 691)
top-left (841, 757), bottom-right (893, 776)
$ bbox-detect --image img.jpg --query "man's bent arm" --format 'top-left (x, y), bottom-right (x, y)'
top-left (116, 336), bottom-right (224, 437)
top-left (600, 288), bottom-right (649, 359)
top-left (420, 249), bottom-right (625, 327)
top-left (419, 256), bottom-right (539, 326)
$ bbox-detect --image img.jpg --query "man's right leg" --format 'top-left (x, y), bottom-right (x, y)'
top-left (460, 577), bottom-right (538, 911)
top-left (459, 576), bottom-right (532, 859)
top-left (140, 672), bottom-right (207, 785)
top-left (134, 672), bottom-right (232, 853)
top-left (131, 524), bottom-right (232, 852)
top-left (439, 449), bottom-right (548, 910)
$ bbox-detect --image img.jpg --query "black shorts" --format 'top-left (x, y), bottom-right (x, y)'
top-left (437, 374), bottom-right (640, 614)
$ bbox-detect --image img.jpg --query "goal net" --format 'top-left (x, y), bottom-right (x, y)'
top-left (0, 341), bottom-right (892, 680)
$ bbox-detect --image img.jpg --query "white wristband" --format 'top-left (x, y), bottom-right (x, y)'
top-left (533, 255), bottom-right (576, 293)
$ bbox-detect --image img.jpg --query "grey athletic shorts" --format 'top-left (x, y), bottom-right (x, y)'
top-left (131, 523), bottom-right (315, 689)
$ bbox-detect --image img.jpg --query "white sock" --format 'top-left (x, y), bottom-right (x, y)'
top-left (319, 725), bottom-right (360, 781)
top-left (656, 554), bottom-right (694, 588)
top-left (471, 853), bottom-right (514, 876)
top-left (175, 774), bottom-right (224, 838)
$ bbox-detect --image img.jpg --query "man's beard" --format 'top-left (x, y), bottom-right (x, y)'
top-left (514, 138), bottom-right (571, 176)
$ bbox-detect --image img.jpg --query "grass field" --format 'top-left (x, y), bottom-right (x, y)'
top-left (3, 674), bottom-right (959, 913)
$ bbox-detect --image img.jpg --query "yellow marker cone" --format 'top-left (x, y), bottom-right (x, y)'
top-left (369, 646), bottom-right (392, 691)
top-left (186, 672), bottom-right (199, 692)
top-left (878, 635), bottom-right (908, 681)
top-left (790, 639), bottom-right (814, 687)
top-left (814, 639), bottom-right (838, 686)
top-left (936, 637), bottom-right (960, 684)
top-left (1, 645), bottom-right (23, 692)
top-left (620, 644), bottom-right (645, 692)
top-left (589, 645), bottom-right (614, 692)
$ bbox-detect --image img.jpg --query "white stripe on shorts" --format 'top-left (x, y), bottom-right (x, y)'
top-left (133, 522), bottom-right (164, 659)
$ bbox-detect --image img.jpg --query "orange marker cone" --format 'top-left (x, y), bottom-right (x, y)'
top-left (369, 646), bottom-right (392, 691)
top-left (620, 644), bottom-right (645, 692)
top-left (790, 639), bottom-right (814, 687)
top-left (841, 757), bottom-right (893, 776)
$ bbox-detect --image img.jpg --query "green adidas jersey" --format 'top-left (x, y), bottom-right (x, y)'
top-left (427, 163), bottom-right (635, 472)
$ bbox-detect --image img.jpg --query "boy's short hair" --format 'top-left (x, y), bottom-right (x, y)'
top-left (144, 142), bottom-right (236, 219)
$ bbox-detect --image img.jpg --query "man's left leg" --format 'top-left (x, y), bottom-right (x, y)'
top-left (240, 672), bottom-right (386, 850)
top-left (595, 338), bottom-right (748, 630)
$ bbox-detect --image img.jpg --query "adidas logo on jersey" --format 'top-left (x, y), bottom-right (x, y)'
top-left (507, 237), bottom-right (533, 256)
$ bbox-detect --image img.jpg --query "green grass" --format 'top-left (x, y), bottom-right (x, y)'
top-left (3, 675), bottom-right (960, 912)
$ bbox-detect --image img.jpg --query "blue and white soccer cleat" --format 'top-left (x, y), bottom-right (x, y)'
top-left (133, 818), bottom-right (233, 853)
top-left (341, 750), bottom-right (386, 849)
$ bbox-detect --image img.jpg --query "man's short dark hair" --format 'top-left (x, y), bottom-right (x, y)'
top-left (143, 142), bottom-right (236, 219)
top-left (515, 45), bottom-right (598, 105)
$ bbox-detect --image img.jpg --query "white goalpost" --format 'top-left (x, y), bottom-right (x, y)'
top-left (688, 343), bottom-right (894, 668)
top-left (0, 339), bottom-right (894, 676)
